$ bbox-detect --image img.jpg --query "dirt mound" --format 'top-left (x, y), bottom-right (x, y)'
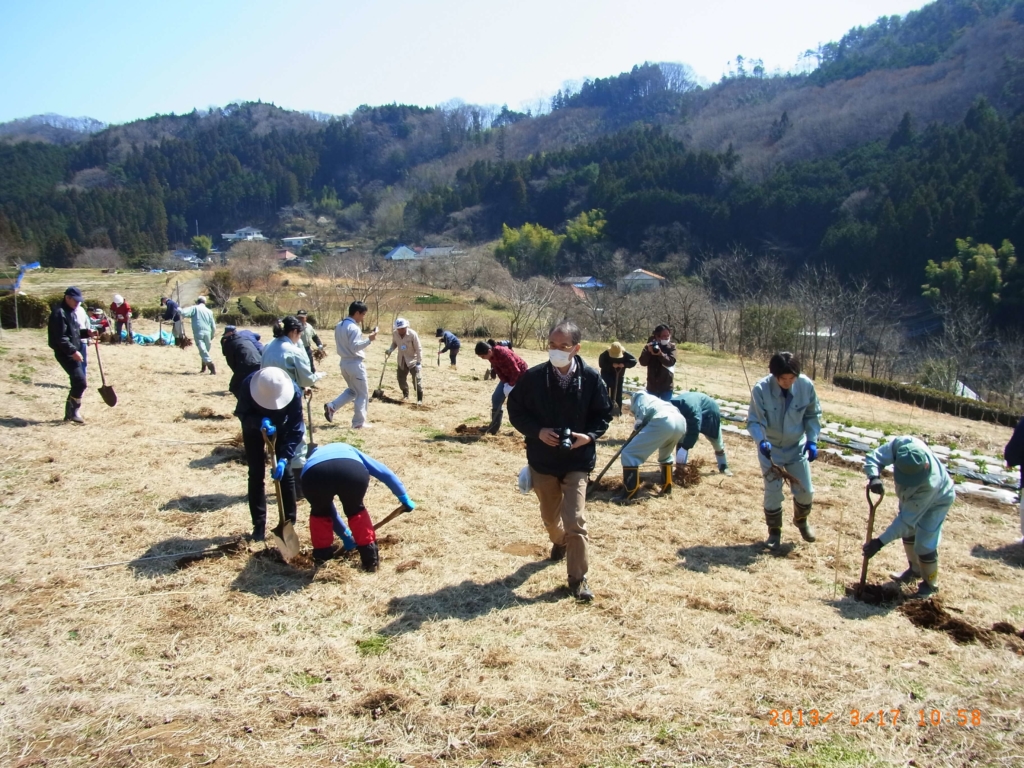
top-left (253, 547), bottom-right (316, 570)
top-left (372, 391), bottom-right (404, 404)
top-left (455, 424), bottom-right (489, 435)
top-left (900, 599), bottom-right (994, 645)
top-left (183, 407), bottom-right (230, 420)
top-left (845, 582), bottom-right (902, 605)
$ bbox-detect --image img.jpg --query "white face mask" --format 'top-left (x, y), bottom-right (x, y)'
top-left (548, 349), bottom-right (573, 367)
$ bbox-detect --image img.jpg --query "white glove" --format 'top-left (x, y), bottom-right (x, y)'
top-left (517, 466), bottom-right (532, 494)
top-left (503, 383), bottom-right (513, 396)
top-left (676, 447), bottom-right (688, 465)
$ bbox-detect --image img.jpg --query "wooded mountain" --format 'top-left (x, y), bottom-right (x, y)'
top-left (0, 0), bottom-right (1022, 314)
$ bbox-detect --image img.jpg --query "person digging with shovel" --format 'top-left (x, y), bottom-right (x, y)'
top-left (746, 352), bottom-right (822, 552)
top-left (300, 442), bottom-right (416, 569)
top-left (861, 436), bottom-right (954, 599)
top-left (387, 318), bottom-right (424, 403)
top-left (475, 339), bottom-right (528, 435)
top-left (262, 316), bottom-right (324, 498)
top-left (507, 320), bottom-right (612, 602)
top-left (598, 342), bottom-right (636, 416)
top-left (671, 391), bottom-right (733, 477)
top-left (616, 390), bottom-right (687, 501)
top-left (235, 368), bottom-right (305, 542)
top-left (47, 286), bottom-right (88, 424)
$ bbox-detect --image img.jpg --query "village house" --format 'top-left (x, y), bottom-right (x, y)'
top-left (617, 268), bottom-right (666, 293)
top-left (221, 226), bottom-right (266, 243)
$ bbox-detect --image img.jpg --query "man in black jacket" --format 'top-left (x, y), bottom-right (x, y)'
top-left (1004, 416), bottom-right (1024, 545)
top-left (47, 286), bottom-right (87, 424)
top-left (508, 320), bottom-right (612, 601)
top-left (221, 326), bottom-right (264, 398)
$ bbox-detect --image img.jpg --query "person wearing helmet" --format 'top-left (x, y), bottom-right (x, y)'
top-left (234, 368), bottom-right (305, 541)
top-left (387, 318), bottom-right (423, 403)
top-left (180, 296), bottom-right (218, 374)
top-left (262, 316), bottom-right (323, 497)
top-left (295, 310), bottom-right (325, 373)
top-left (110, 294), bottom-right (133, 344)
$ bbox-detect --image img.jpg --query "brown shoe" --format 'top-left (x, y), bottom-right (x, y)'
top-left (550, 543), bottom-right (566, 561)
top-left (569, 577), bottom-right (593, 602)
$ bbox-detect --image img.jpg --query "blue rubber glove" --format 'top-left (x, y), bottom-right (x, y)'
top-left (261, 417), bottom-right (276, 437)
top-left (271, 458), bottom-right (287, 481)
top-left (333, 517), bottom-right (357, 551)
top-left (804, 442), bottom-right (818, 462)
top-left (758, 440), bottom-right (772, 458)
top-left (398, 494), bottom-right (416, 511)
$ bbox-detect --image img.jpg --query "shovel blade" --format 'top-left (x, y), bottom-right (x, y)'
top-left (372, 389), bottom-right (384, 399)
top-left (99, 385), bottom-right (117, 407)
top-left (271, 520), bottom-right (301, 561)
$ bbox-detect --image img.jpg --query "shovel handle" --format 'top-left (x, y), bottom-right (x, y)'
top-left (374, 504), bottom-right (410, 531)
top-left (587, 428), bottom-right (641, 497)
top-left (857, 485), bottom-right (885, 594)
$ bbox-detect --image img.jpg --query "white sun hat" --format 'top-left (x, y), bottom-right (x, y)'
top-left (250, 368), bottom-right (294, 410)
top-left (394, 317), bottom-right (410, 329)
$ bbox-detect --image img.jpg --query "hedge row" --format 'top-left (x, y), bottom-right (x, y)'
top-left (832, 373), bottom-right (1021, 427)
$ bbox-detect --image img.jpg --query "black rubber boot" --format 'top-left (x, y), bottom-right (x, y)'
top-left (292, 467), bottom-right (304, 501)
top-left (66, 396), bottom-right (84, 424)
top-left (250, 523), bottom-right (266, 542)
top-left (764, 508), bottom-right (783, 551)
top-left (569, 577), bottom-right (594, 601)
top-left (200, 361), bottom-right (208, 373)
top-left (358, 543), bottom-right (379, 572)
top-left (793, 501), bottom-right (816, 542)
top-left (660, 462), bottom-right (673, 494)
top-left (614, 467), bottom-right (641, 503)
top-left (416, 387), bottom-right (423, 404)
top-left (208, 361), bottom-right (216, 375)
top-left (486, 408), bottom-right (502, 435)
top-left (313, 545), bottom-right (341, 564)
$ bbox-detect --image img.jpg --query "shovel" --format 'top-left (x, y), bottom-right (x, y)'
top-left (586, 428), bottom-right (640, 498)
top-left (372, 351), bottom-right (391, 399)
top-left (263, 429), bottom-right (301, 562)
top-left (437, 345), bottom-right (441, 367)
top-left (373, 503), bottom-right (412, 532)
top-left (304, 389), bottom-right (317, 454)
top-left (93, 338), bottom-right (117, 407)
top-left (856, 484), bottom-right (885, 598)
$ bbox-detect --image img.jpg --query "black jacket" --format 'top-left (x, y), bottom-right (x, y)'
top-left (47, 301), bottom-right (81, 360)
top-left (507, 357), bottom-right (612, 476)
top-left (222, 333), bottom-right (263, 396)
top-left (1005, 416), bottom-right (1024, 489)
top-left (638, 339), bottom-right (677, 394)
top-left (234, 372), bottom-right (305, 461)
top-left (597, 349), bottom-right (637, 380)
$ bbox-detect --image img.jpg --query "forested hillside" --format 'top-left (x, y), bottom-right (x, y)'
top-left (0, 0), bottom-right (1022, 311)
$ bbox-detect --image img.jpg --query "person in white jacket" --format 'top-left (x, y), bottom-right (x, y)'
top-left (861, 436), bottom-right (955, 598)
top-left (387, 318), bottom-right (423, 403)
top-left (324, 301), bottom-right (378, 428)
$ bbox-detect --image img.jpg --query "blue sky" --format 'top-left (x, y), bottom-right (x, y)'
top-left (0, 0), bottom-right (932, 125)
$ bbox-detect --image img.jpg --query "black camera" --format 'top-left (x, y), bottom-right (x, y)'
top-left (650, 340), bottom-right (661, 353)
top-left (558, 426), bottom-right (573, 452)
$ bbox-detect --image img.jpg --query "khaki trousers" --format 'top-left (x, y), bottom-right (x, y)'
top-left (530, 469), bottom-right (589, 582)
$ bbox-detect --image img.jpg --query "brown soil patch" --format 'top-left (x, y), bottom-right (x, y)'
top-left (674, 457), bottom-right (705, 487)
top-left (455, 423), bottom-right (489, 435)
top-left (353, 689), bottom-right (405, 719)
top-left (845, 582), bottom-right (903, 605)
top-left (900, 599), bottom-right (995, 645)
top-left (501, 542), bottom-right (546, 557)
top-left (371, 391), bottom-right (404, 404)
top-left (183, 407), bottom-right (230, 420)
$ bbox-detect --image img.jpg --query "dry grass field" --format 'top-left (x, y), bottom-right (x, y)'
top-left (1, 298), bottom-right (1023, 767)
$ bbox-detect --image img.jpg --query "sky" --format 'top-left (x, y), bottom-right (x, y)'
top-left (0, 0), bottom-right (933, 125)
